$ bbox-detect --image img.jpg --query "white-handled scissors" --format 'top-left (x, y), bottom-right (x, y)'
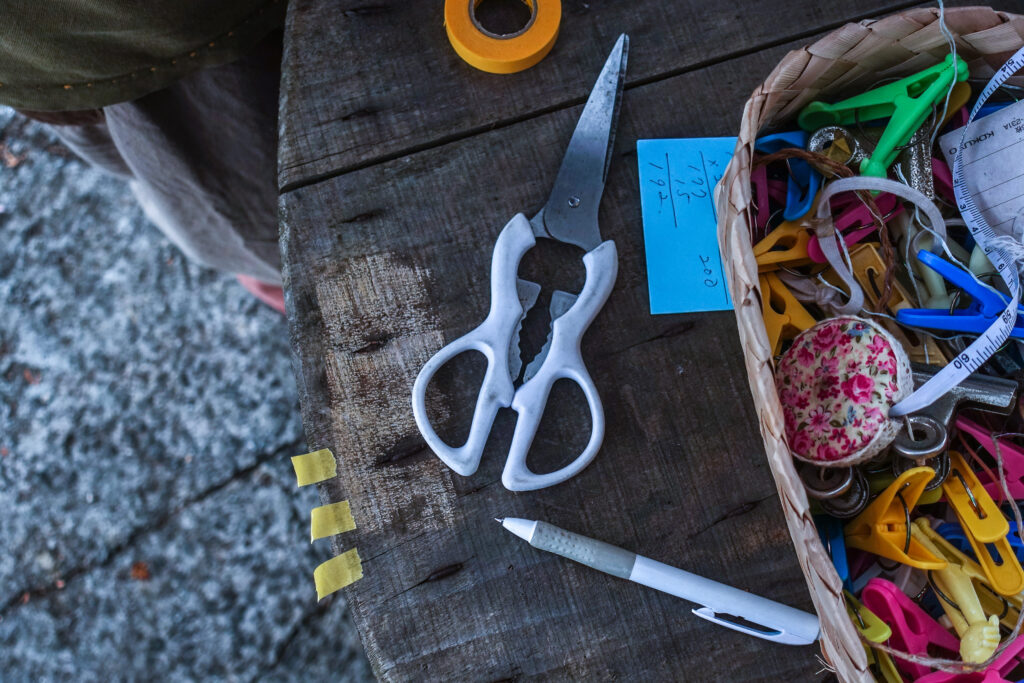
top-left (412, 34), bottom-right (628, 492)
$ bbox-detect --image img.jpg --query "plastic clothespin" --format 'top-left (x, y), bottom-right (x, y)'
top-left (925, 533), bottom-right (1024, 635)
top-left (845, 589), bottom-right (902, 683)
top-left (836, 243), bottom-right (949, 366)
top-left (897, 214), bottom-right (956, 310)
top-left (896, 250), bottom-right (1024, 338)
top-left (850, 554), bottom-right (929, 602)
top-left (911, 519), bottom-right (1001, 665)
top-left (942, 450), bottom-right (1024, 597)
top-left (944, 451), bottom-right (1010, 542)
top-left (955, 415), bottom-right (1024, 502)
top-left (807, 191), bottom-right (903, 264)
top-left (816, 515), bottom-right (850, 588)
top-left (759, 272), bottom-right (816, 355)
top-left (940, 81), bottom-right (973, 128)
top-left (860, 577), bottom-right (961, 680)
top-left (915, 633), bottom-right (1024, 682)
top-left (866, 465), bottom-right (944, 504)
top-left (755, 131), bottom-right (822, 220)
top-left (845, 466), bottom-right (947, 569)
top-left (933, 158), bottom-right (955, 203)
top-left (938, 520), bottom-right (1024, 578)
top-left (797, 54), bottom-right (970, 178)
top-left (750, 165), bottom-right (788, 239)
top-left (846, 589), bottom-right (892, 642)
top-left (922, 179), bottom-right (999, 281)
top-left (752, 219), bottom-right (813, 272)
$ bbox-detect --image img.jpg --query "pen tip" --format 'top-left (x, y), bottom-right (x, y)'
top-left (494, 517), bottom-right (504, 524)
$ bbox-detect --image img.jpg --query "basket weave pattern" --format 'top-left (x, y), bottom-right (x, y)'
top-left (716, 7), bottom-right (1024, 681)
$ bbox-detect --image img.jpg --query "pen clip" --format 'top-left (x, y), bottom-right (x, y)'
top-left (691, 607), bottom-right (810, 645)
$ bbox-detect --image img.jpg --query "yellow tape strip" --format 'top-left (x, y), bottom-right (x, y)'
top-left (310, 500), bottom-right (356, 542)
top-left (314, 548), bottom-right (363, 599)
top-left (444, 0), bottom-right (561, 74)
top-left (291, 448), bottom-right (337, 487)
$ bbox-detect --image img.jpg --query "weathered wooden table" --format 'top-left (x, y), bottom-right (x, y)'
top-left (276, 1), bottom-right (937, 679)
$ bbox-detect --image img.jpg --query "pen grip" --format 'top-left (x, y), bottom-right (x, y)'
top-left (531, 521), bottom-right (636, 579)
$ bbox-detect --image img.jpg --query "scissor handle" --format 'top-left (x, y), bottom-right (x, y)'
top-left (501, 241), bottom-right (618, 491)
top-left (411, 213), bottom-right (536, 476)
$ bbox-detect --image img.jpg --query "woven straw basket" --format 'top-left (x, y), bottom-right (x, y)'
top-left (716, 6), bottom-right (1024, 681)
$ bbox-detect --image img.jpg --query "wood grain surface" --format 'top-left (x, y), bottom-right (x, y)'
top-left (277, 0), bottom-right (927, 192)
top-left (277, 1), bottom-right (943, 679)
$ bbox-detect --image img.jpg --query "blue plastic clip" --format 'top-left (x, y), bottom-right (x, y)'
top-left (938, 521), bottom-right (1024, 565)
top-left (815, 514), bottom-right (850, 589)
top-left (755, 131), bottom-right (821, 221)
top-left (896, 250), bottom-right (1024, 337)
top-left (977, 101), bottom-right (1011, 120)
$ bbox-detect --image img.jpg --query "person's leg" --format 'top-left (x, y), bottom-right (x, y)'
top-left (236, 273), bottom-right (286, 313)
top-left (43, 114), bottom-right (134, 181)
top-left (102, 31), bottom-right (284, 287)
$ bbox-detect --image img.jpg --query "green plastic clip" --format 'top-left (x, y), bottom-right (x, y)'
top-left (798, 54), bottom-right (969, 178)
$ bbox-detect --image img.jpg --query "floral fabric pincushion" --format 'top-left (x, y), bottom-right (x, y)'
top-left (776, 316), bottom-right (912, 466)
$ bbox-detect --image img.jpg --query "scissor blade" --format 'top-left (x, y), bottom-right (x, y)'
top-left (535, 34), bottom-right (628, 252)
top-left (508, 279), bottom-right (542, 382)
top-left (522, 291), bottom-right (577, 383)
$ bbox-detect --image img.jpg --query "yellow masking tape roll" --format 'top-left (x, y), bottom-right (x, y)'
top-left (444, 0), bottom-right (561, 74)
top-left (310, 500), bottom-right (356, 542)
top-left (291, 448), bottom-right (337, 487)
top-left (314, 548), bottom-right (363, 599)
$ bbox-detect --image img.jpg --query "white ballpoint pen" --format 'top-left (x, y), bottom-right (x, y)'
top-left (498, 517), bottom-right (820, 646)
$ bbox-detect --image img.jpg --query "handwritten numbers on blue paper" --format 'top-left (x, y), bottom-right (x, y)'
top-left (637, 138), bottom-right (736, 314)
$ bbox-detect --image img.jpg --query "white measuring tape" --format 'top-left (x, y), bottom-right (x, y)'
top-left (889, 47), bottom-right (1024, 417)
top-left (812, 175), bottom-right (950, 317)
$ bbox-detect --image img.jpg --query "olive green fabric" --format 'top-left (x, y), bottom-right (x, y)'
top-left (0, 0), bottom-right (286, 111)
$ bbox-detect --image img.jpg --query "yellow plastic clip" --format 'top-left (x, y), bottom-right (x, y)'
top-left (845, 467), bottom-right (947, 570)
top-left (753, 220), bottom-right (813, 272)
top-left (940, 81), bottom-right (972, 128)
top-left (844, 243), bottom-right (948, 366)
top-left (866, 467), bottom-right (943, 504)
top-left (845, 591), bottom-right (901, 683)
top-left (912, 519), bottom-right (1000, 664)
top-left (977, 580), bottom-right (1023, 630)
top-left (943, 450), bottom-right (1024, 596)
top-left (845, 590), bottom-right (891, 642)
top-left (758, 272), bottom-right (816, 355)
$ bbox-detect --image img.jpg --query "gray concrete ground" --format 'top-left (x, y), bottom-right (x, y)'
top-left (0, 108), bottom-right (372, 682)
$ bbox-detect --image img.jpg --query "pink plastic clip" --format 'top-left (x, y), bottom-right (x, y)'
top-left (933, 159), bottom-right (955, 204)
top-left (807, 192), bottom-right (903, 263)
top-left (956, 416), bottom-right (1024, 502)
top-left (860, 578), bottom-right (960, 680)
top-left (914, 632), bottom-right (1024, 682)
top-left (752, 165), bottom-right (788, 239)
top-left (947, 106), bottom-right (970, 133)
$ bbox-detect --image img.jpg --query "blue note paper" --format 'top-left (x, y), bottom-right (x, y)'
top-left (637, 137), bottom-right (736, 314)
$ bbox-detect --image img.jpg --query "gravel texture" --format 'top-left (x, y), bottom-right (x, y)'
top-left (0, 108), bottom-right (372, 682)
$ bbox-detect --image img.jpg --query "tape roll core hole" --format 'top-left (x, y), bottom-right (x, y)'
top-left (471, 0), bottom-right (537, 39)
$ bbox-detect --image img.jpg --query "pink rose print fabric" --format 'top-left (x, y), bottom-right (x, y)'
top-left (775, 316), bottom-right (911, 466)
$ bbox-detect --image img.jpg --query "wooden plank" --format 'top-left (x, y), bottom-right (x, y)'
top-left (281, 39), bottom-right (824, 680)
top-left (277, 0), bottom-right (923, 191)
